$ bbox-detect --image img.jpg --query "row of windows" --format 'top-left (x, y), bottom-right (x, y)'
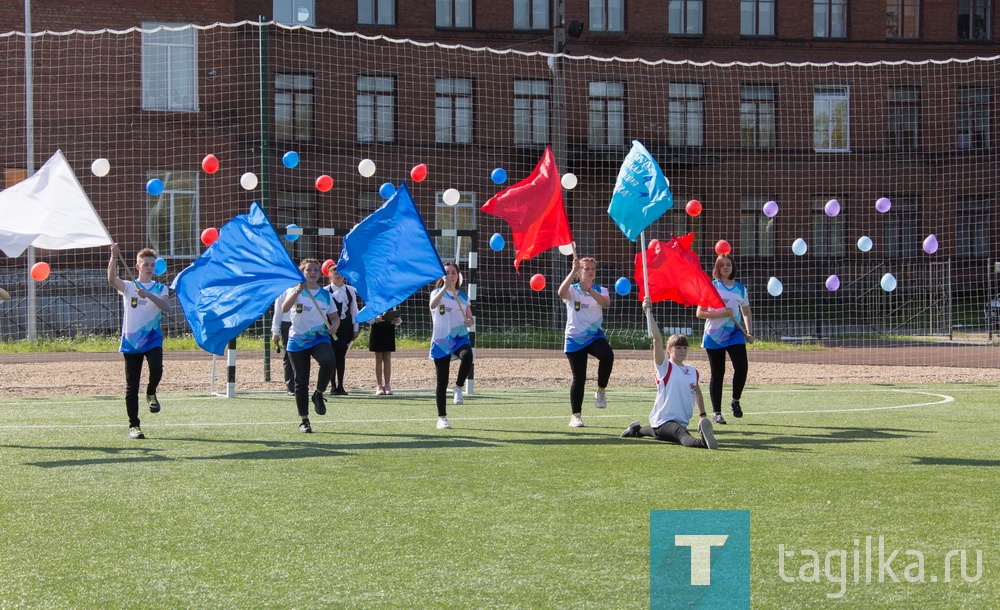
top-left (274, 0), bottom-right (993, 40)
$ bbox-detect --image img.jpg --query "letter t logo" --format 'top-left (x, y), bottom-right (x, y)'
top-left (674, 535), bottom-right (729, 585)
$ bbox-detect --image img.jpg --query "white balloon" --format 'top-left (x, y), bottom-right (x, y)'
top-left (880, 273), bottom-right (897, 292)
top-left (442, 188), bottom-right (461, 206)
top-left (358, 158), bottom-right (376, 178)
top-left (558, 243), bottom-right (575, 256)
top-left (767, 277), bottom-right (783, 297)
top-left (791, 238), bottom-right (808, 256)
top-left (91, 158), bottom-right (110, 177)
top-left (560, 172), bottom-right (578, 190)
top-left (857, 236), bottom-right (873, 252)
top-left (240, 172), bottom-right (258, 190)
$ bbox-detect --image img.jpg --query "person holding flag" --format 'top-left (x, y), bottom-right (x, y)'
top-left (429, 262), bottom-right (474, 430)
top-left (558, 256), bottom-right (614, 428)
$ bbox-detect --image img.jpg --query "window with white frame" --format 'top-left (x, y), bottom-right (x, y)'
top-left (141, 23), bottom-right (197, 111)
top-left (513, 80), bottom-right (550, 145)
top-left (669, 0), bottom-right (704, 35)
top-left (668, 83), bottom-right (704, 147)
top-left (882, 197), bottom-right (919, 259)
top-left (958, 0), bottom-right (991, 40)
top-left (435, 78), bottom-right (474, 144)
top-left (588, 81), bottom-right (625, 147)
top-left (275, 73), bottom-right (314, 142)
top-left (435, 192), bottom-right (476, 263)
top-left (147, 171), bottom-right (198, 258)
top-left (274, 0), bottom-right (315, 26)
top-left (811, 196), bottom-right (845, 258)
top-left (514, 0), bottom-right (549, 30)
top-left (357, 75), bottom-right (395, 142)
top-left (741, 0), bottom-right (775, 36)
top-left (956, 198), bottom-right (990, 256)
top-left (437, 0), bottom-right (473, 28)
top-left (589, 0), bottom-right (625, 32)
top-left (814, 0), bottom-right (847, 38)
top-left (740, 196), bottom-right (775, 257)
top-left (359, 0), bottom-right (396, 25)
top-left (887, 86), bottom-right (919, 150)
top-left (957, 87), bottom-right (990, 150)
top-left (886, 0), bottom-right (919, 39)
top-left (740, 85), bottom-right (775, 148)
top-left (814, 86), bottom-right (849, 152)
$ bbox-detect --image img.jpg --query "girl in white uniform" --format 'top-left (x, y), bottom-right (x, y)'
top-left (428, 262), bottom-right (474, 430)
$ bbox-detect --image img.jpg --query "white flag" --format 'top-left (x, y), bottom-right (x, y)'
top-left (0, 150), bottom-right (113, 257)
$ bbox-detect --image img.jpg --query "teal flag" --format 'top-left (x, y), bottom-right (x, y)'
top-left (607, 140), bottom-right (674, 241)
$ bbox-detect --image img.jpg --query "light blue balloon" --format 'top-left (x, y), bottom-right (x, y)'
top-left (857, 236), bottom-right (873, 252)
top-left (146, 178), bottom-right (164, 196)
top-left (615, 277), bottom-right (631, 296)
top-left (791, 238), bottom-right (808, 256)
top-left (767, 277), bottom-right (783, 297)
top-left (285, 223), bottom-right (300, 242)
top-left (379, 182), bottom-right (396, 199)
top-left (153, 257), bottom-right (167, 275)
top-left (880, 273), bottom-right (897, 292)
top-left (490, 168), bottom-right (507, 185)
top-left (282, 151), bottom-right (299, 169)
top-left (489, 233), bottom-right (505, 251)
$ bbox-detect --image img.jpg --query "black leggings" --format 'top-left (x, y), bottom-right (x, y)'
top-left (434, 345), bottom-right (473, 417)
top-left (332, 333), bottom-right (351, 391)
top-left (565, 338), bottom-right (614, 414)
top-left (123, 347), bottom-right (163, 428)
top-left (289, 342), bottom-right (335, 417)
top-left (705, 343), bottom-right (748, 413)
top-left (640, 421), bottom-right (705, 448)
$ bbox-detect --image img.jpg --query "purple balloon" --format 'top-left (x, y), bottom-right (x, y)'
top-left (875, 197), bottom-right (892, 213)
top-left (923, 234), bottom-right (939, 254)
top-left (824, 199), bottom-right (840, 217)
top-left (825, 275), bottom-right (840, 291)
top-left (762, 200), bottom-right (779, 218)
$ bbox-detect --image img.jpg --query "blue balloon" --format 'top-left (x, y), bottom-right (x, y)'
top-left (282, 151), bottom-right (299, 169)
top-left (285, 223), bottom-right (300, 242)
top-left (489, 233), bottom-right (505, 251)
top-left (153, 257), bottom-right (167, 275)
top-left (379, 182), bottom-right (396, 199)
top-left (146, 178), bottom-right (164, 196)
top-left (615, 277), bottom-right (632, 296)
top-left (490, 168), bottom-right (507, 185)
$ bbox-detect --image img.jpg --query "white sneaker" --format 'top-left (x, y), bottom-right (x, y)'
top-left (595, 390), bottom-right (607, 409)
top-left (453, 387), bottom-right (464, 405)
top-left (437, 417), bottom-right (451, 429)
top-left (698, 417), bottom-right (718, 450)
top-left (569, 415), bottom-right (585, 428)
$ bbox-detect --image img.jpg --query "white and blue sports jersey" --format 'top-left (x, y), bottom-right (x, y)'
top-left (648, 359), bottom-right (700, 429)
top-left (562, 283), bottom-right (608, 353)
top-left (118, 281), bottom-right (167, 354)
top-left (429, 289), bottom-right (470, 359)
top-left (701, 280), bottom-right (750, 350)
top-left (286, 287), bottom-right (336, 352)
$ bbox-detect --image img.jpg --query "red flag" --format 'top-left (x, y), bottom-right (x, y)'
top-left (481, 147), bottom-right (573, 270)
top-left (636, 233), bottom-right (725, 308)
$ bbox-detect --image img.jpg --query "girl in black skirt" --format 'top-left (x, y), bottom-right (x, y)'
top-left (369, 310), bottom-right (401, 395)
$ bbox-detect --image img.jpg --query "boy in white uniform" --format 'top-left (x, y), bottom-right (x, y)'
top-left (620, 298), bottom-right (717, 449)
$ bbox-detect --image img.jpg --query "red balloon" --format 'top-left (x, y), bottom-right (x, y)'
top-left (685, 199), bottom-right (702, 217)
top-left (30, 262), bottom-right (51, 281)
top-left (321, 259), bottom-right (335, 277)
top-left (715, 240), bottom-right (731, 255)
top-left (410, 164), bottom-right (428, 182)
top-left (201, 227), bottom-right (219, 246)
top-left (315, 174), bottom-right (334, 192)
top-left (529, 274), bottom-right (546, 291)
top-left (201, 154), bottom-right (219, 174)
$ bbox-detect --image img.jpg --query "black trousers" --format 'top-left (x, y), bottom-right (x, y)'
top-left (565, 338), bottom-right (614, 414)
top-left (433, 345), bottom-right (473, 417)
top-left (332, 323), bottom-right (353, 391)
top-left (123, 347), bottom-right (163, 428)
top-left (288, 342), bottom-right (335, 417)
top-left (640, 421), bottom-right (705, 448)
top-left (279, 320), bottom-right (293, 392)
top-left (705, 343), bottom-right (748, 412)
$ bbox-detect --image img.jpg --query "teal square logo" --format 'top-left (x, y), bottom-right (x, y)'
top-left (650, 510), bottom-right (750, 609)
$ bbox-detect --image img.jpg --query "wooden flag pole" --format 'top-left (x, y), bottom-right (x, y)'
top-left (639, 231), bottom-right (655, 337)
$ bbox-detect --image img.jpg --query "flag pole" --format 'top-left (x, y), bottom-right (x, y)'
top-left (639, 231), bottom-right (655, 337)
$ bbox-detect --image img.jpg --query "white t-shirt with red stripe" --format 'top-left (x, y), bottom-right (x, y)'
top-left (648, 358), bottom-right (700, 429)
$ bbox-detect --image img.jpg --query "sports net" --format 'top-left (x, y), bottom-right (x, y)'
top-left (1, 22), bottom-right (998, 372)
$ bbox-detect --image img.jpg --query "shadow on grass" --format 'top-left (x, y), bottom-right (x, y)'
top-left (2, 444), bottom-right (172, 468)
top-left (718, 423), bottom-right (927, 452)
top-left (908, 456), bottom-right (1000, 467)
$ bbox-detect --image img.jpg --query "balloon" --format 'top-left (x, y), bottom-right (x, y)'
top-left (857, 236), bottom-right (873, 252)
top-left (558, 243), bottom-right (576, 256)
top-left (762, 200), bottom-right (779, 217)
top-left (767, 277), bottom-right (783, 297)
top-left (358, 158), bottom-right (376, 177)
top-left (30, 262), bottom-right (50, 282)
top-left (285, 224), bottom-right (300, 242)
top-left (875, 197), bottom-right (892, 213)
top-left (200, 227), bottom-right (219, 246)
top-left (615, 277), bottom-right (632, 296)
top-left (201, 154), bottom-right (219, 174)
top-left (529, 274), bottom-right (546, 291)
top-left (489, 233), bottom-right (505, 251)
top-left (146, 178), bottom-right (164, 196)
top-left (561, 173), bottom-right (578, 190)
top-left (442, 188), bottom-right (461, 206)
top-left (792, 238), bottom-right (808, 256)
top-left (685, 200), bottom-right (702, 217)
top-left (379, 182), bottom-right (396, 199)
top-left (824, 199), bottom-right (840, 217)
top-left (315, 174), bottom-right (334, 192)
top-left (881, 273), bottom-right (897, 292)
top-left (410, 163), bottom-right (428, 182)
top-left (922, 234), bottom-right (939, 254)
top-left (91, 158), bottom-right (110, 177)
top-left (714, 240), bottom-right (731, 255)
top-left (490, 168), bottom-right (507, 184)
top-left (825, 275), bottom-right (840, 291)
top-left (321, 259), bottom-right (335, 277)
top-left (240, 172), bottom-right (258, 190)
top-left (282, 151), bottom-right (300, 169)
top-left (153, 258), bottom-right (167, 275)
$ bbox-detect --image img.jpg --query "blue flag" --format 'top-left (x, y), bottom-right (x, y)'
top-left (171, 202), bottom-right (304, 355)
top-left (337, 182), bottom-right (445, 323)
top-left (607, 140), bottom-right (674, 241)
